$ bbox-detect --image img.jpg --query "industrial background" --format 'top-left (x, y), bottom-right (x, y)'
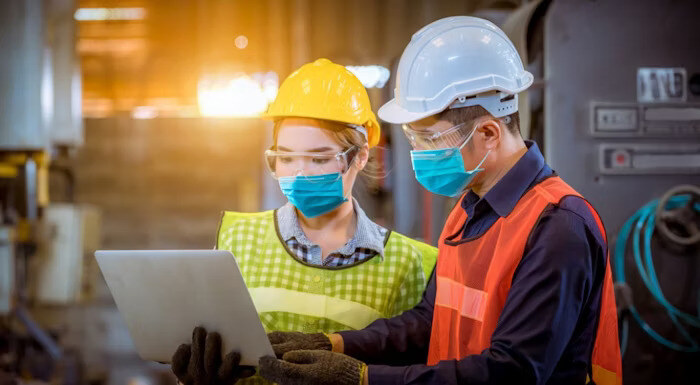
top-left (1, 0), bottom-right (698, 384)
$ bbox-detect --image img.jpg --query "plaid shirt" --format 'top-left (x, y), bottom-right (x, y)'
top-left (276, 200), bottom-right (388, 267)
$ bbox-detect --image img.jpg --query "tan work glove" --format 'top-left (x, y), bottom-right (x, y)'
top-left (267, 331), bottom-right (332, 358)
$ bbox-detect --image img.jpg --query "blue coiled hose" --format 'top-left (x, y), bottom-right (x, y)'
top-left (613, 195), bottom-right (700, 355)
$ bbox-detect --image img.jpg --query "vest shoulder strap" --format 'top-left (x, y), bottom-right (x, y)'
top-left (531, 177), bottom-right (608, 246)
top-left (530, 176), bottom-right (581, 201)
top-left (216, 210), bottom-right (275, 249)
top-left (387, 231), bottom-right (438, 279)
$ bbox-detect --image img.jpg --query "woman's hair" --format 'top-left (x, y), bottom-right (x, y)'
top-left (272, 118), bottom-right (383, 178)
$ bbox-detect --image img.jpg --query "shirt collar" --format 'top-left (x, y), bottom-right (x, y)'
top-left (481, 140), bottom-right (546, 218)
top-left (276, 199), bottom-right (386, 259)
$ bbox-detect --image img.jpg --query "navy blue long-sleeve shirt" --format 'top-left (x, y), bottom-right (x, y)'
top-left (338, 141), bottom-right (608, 385)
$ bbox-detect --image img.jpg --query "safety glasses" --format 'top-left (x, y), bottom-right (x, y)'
top-left (264, 146), bottom-right (358, 181)
top-left (402, 122), bottom-right (475, 151)
top-left (403, 123), bottom-right (474, 150)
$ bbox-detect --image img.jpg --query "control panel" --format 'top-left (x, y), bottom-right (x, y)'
top-left (591, 103), bottom-right (700, 137)
top-left (599, 143), bottom-right (700, 175)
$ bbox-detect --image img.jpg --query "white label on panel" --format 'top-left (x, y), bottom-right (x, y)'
top-left (637, 67), bottom-right (687, 103)
top-left (596, 108), bottom-right (638, 131)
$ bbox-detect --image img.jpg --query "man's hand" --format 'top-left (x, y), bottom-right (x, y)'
top-left (171, 326), bottom-right (256, 385)
top-left (267, 331), bottom-right (332, 358)
top-left (259, 350), bottom-right (365, 385)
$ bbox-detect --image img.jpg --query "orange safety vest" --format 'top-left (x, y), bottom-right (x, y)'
top-left (426, 176), bottom-right (622, 385)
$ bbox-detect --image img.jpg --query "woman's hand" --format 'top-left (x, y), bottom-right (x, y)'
top-left (171, 326), bottom-right (256, 385)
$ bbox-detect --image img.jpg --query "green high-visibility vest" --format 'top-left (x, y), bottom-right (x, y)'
top-left (216, 210), bottom-right (437, 384)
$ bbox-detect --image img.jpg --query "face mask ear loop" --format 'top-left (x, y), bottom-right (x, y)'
top-left (474, 149), bottom-right (491, 171)
top-left (336, 163), bottom-right (352, 202)
top-left (453, 147), bottom-right (490, 197)
top-left (456, 124), bottom-right (490, 170)
top-left (340, 147), bottom-right (363, 204)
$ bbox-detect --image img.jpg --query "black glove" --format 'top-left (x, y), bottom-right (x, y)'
top-left (267, 331), bottom-right (332, 358)
top-left (259, 350), bottom-right (365, 385)
top-left (172, 326), bottom-right (256, 385)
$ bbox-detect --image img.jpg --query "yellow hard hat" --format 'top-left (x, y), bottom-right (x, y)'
top-left (264, 58), bottom-right (381, 147)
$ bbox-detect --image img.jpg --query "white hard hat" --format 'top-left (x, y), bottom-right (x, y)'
top-left (379, 16), bottom-right (534, 124)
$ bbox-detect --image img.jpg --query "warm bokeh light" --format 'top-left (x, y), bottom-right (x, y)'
top-left (252, 72), bottom-right (280, 102)
top-left (234, 35), bottom-right (249, 49)
top-left (345, 65), bottom-right (390, 88)
top-left (197, 74), bottom-right (273, 117)
top-left (131, 106), bottom-right (158, 119)
top-left (74, 7), bottom-right (146, 21)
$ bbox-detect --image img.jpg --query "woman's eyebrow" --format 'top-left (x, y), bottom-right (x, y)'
top-left (277, 146), bottom-right (334, 153)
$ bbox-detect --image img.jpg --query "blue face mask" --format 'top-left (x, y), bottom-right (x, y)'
top-left (410, 131), bottom-right (490, 197)
top-left (278, 173), bottom-right (348, 218)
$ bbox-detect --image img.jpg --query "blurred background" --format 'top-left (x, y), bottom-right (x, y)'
top-left (0, 0), bottom-right (698, 384)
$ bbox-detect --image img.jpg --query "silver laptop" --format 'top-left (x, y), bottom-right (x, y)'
top-left (95, 250), bottom-right (274, 366)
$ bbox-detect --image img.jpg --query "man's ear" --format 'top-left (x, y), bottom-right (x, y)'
top-left (474, 117), bottom-right (502, 150)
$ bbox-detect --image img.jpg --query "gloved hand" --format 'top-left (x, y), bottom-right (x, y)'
top-left (267, 331), bottom-right (332, 358)
top-left (259, 350), bottom-right (365, 385)
top-left (171, 326), bottom-right (256, 385)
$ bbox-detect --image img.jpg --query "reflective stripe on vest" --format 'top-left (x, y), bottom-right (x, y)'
top-left (249, 287), bottom-right (382, 330)
top-left (426, 176), bottom-right (622, 385)
top-left (435, 276), bottom-right (488, 322)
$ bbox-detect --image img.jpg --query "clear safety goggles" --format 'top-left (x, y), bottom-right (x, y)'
top-left (264, 146), bottom-right (358, 181)
top-left (402, 122), bottom-right (475, 151)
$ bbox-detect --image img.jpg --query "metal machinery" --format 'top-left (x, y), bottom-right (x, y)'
top-left (541, 1), bottom-right (699, 383)
top-left (385, 0), bottom-right (699, 383)
top-left (1, 0), bottom-right (97, 383)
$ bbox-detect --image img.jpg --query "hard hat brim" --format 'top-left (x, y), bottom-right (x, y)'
top-left (378, 98), bottom-right (435, 125)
